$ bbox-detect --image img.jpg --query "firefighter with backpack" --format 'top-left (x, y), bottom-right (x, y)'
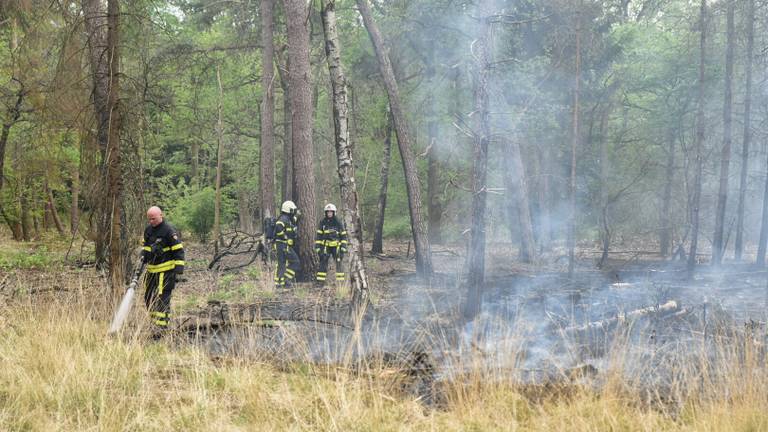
top-left (314, 203), bottom-right (348, 286)
top-left (271, 200), bottom-right (300, 288)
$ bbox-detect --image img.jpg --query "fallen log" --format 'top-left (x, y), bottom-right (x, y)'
top-left (562, 300), bottom-right (680, 337)
top-left (176, 298), bottom-right (371, 333)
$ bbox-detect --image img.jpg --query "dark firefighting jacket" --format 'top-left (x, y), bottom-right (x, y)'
top-left (275, 213), bottom-right (298, 246)
top-left (315, 216), bottom-right (348, 251)
top-left (142, 221), bottom-right (185, 274)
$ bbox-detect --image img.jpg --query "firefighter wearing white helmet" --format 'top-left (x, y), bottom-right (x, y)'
top-left (274, 200), bottom-right (300, 288)
top-left (314, 203), bottom-right (348, 285)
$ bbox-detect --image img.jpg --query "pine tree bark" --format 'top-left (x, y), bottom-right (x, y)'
top-left (321, 0), bottom-right (369, 312)
top-left (284, 0), bottom-right (318, 280)
top-left (356, 0), bottom-right (433, 275)
top-left (70, 153), bottom-right (80, 235)
top-left (712, 0), bottom-right (735, 266)
top-left (260, 0), bottom-right (276, 219)
top-left (464, 14), bottom-right (491, 319)
top-left (371, 113), bottom-right (393, 255)
top-left (276, 51), bottom-right (293, 201)
top-left (213, 63), bottom-right (224, 253)
top-left (735, 0), bottom-right (754, 261)
top-left (688, 0), bottom-right (707, 276)
top-left (568, 5), bottom-right (581, 279)
top-left (105, 0), bottom-right (123, 291)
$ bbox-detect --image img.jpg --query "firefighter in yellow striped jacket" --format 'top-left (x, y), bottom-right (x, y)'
top-left (274, 200), bottom-right (300, 288)
top-left (141, 206), bottom-right (185, 333)
top-left (314, 203), bottom-right (348, 285)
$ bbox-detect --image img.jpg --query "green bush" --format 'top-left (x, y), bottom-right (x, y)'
top-left (172, 187), bottom-right (235, 242)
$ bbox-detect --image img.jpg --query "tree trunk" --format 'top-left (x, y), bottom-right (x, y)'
top-left (659, 127), bottom-right (676, 257)
top-left (371, 113), bottom-right (393, 255)
top-left (735, 0), bottom-right (754, 261)
top-left (46, 184), bottom-right (65, 235)
top-left (260, 0), bottom-right (276, 219)
top-left (70, 152), bottom-right (80, 235)
top-left (426, 42), bottom-right (442, 245)
top-left (105, 0), bottom-right (123, 291)
top-left (464, 13), bottom-right (491, 320)
top-left (757, 150), bottom-right (768, 266)
top-left (688, 0), bottom-right (707, 276)
top-left (0, 86), bottom-right (23, 192)
top-left (568, 5), bottom-right (581, 279)
top-left (276, 52), bottom-right (293, 202)
top-left (214, 64), bottom-right (224, 254)
top-left (712, 0), bottom-right (735, 266)
top-left (534, 144), bottom-right (552, 251)
top-left (284, 0), bottom-right (318, 280)
top-left (82, 0), bottom-right (111, 267)
top-left (20, 193), bottom-right (30, 241)
top-left (321, 0), bottom-right (369, 313)
top-left (504, 138), bottom-right (536, 263)
top-left (598, 105), bottom-right (611, 267)
top-left (356, 0), bottom-right (432, 276)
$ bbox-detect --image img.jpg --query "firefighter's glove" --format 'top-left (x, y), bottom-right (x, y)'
top-left (174, 267), bottom-right (184, 276)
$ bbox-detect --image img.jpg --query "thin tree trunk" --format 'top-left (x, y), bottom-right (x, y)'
top-left (712, 0), bottom-right (735, 266)
top-left (568, 5), bottom-right (581, 279)
top-left (214, 64), bottom-right (224, 254)
top-left (106, 0), bottom-right (123, 291)
top-left (260, 0), bottom-right (276, 219)
top-left (284, 0), bottom-right (318, 280)
top-left (598, 106), bottom-right (610, 267)
top-left (504, 138), bottom-right (536, 263)
top-left (660, 127), bottom-right (676, 257)
top-left (356, 0), bottom-right (432, 275)
top-left (371, 113), bottom-right (393, 255)
top-left (735, 0), bottom-right (754, 261)
top-left (688, 0), bottom-right (707, 276)
top-left (46, 184), bottom-right (65, 234)
top-left (534, 145), bottom-right (552, 251)
top-left (464, 13), bottom-right (491, 320)
top-left (70, 148), bottom-right (80, 235)
top-left (321, 0), bottom-right (369, 312)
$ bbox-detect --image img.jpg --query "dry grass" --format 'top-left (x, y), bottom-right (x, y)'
top-left (0, 268), bottom-right (767, 431)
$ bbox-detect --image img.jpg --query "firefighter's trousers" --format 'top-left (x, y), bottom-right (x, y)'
top-left (275, 242), bottom-right (299, 287)
top-left (317, 246), bottom-right (345, 284)
top-left (145, 270), bottom-right (176, 328)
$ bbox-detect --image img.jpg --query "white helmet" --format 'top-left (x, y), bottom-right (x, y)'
top-left (324, 203), bottom-right (337, 213)
top-left (281, 200), bottom-right (297, 214)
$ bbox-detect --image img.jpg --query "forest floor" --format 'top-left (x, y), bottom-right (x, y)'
top-left (0, 236), bottom-right (767, 430)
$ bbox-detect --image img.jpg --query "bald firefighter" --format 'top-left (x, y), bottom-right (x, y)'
top-left (142, 206), bottom-right (184, 333)
top-left (274, 200), bottom-right (300, 288)
top-left (314, 203), bottom-right (348, 285)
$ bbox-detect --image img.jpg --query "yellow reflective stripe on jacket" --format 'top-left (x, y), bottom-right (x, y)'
top-left (174, 260), bottom-right (185, 267)
top-left (147, 261), bottom-right (176, 273)
top-left (142, 246), bottom-right (152, 252)
top-left (171, 243), bottom-right (183, 251)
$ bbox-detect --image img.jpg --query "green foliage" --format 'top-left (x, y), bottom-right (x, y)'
top-left (172, 187), bottom-right (235, 242)
top-left (0, 246), bottom-right (53, 270)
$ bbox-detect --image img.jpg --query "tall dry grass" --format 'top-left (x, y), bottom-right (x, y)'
top-left (0, 270), bottom-right (767, 431)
